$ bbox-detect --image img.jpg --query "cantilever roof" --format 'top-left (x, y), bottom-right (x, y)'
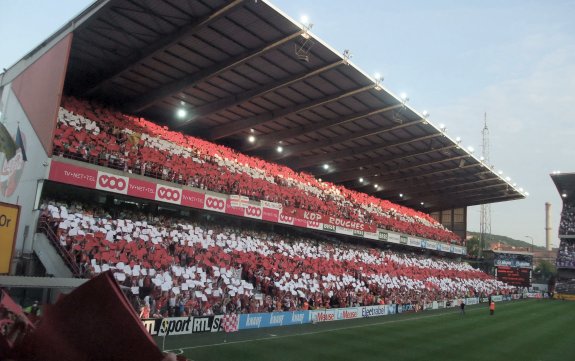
top-left (551, 172), bottom-right (575, 202)
top-left (45, 0), bottom-right (524, 212)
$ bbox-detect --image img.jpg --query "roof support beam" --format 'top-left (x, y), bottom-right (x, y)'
top-left (319, 145), bottom-right (458, 183)
top-left (208, 84), bottom-right (375, 140)
top-left (379, 178), bottom-right (507, 202)
top-left (412, 188), bottom-right (516, 208)
top-left (349, 155), bottom-right (471, 192)
top-left (371, 163), bottom-right (483, 186)
top-left (286, 133), bottom-right (443, 169)
top-left (375, 175), bottom-right (500, 199)
top-left (125, 29), bottom-right (305, 113)
top-left (173, 60), bottom-right (345, 129)
top-left (243, 103), bottom-right (403, 152)
top-left (84, 0), bottom-right (246, 96)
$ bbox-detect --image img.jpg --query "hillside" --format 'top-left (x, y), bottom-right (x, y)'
top-left (467, 231), bottom-right (545, 251)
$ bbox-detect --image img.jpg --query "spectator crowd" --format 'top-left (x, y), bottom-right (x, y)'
top-left (40, 199), bottom-right (513, 319)
top-left (53, 97), bottom-right (461, 244)
top-left (559, 202), bottom-right (575, 236)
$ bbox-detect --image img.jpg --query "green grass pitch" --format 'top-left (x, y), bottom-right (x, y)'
top-left (156, 300), bottom-right (575, 361)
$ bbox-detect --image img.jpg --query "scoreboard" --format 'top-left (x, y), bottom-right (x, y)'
top-left (496, 266), bottom-right (531, 287)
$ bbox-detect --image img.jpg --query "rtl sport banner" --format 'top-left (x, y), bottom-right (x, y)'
top-left (142, 315), bottom-right (231, 336)
top-left (48, 160), bottom-right (463, 255)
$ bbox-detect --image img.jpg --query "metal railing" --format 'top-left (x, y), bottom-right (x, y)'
top-left (36, 217), bottom-right (81, 277)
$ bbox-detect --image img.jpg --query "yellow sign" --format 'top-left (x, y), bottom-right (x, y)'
top-left (555, 293), bottom-right (575, 301)
top-left (0, 202), bottom-right (20, 274)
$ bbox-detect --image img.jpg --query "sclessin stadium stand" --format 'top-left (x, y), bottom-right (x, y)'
top-left (0, 0), bottom-right (529, 358)
top-left (551, 172), bottom-right (575, 300)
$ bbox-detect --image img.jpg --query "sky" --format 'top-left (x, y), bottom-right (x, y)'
top-left (1, 0), bottom-right (574, 248)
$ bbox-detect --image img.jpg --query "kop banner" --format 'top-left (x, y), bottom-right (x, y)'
top-left (282, 207), bottom-right (376, 232)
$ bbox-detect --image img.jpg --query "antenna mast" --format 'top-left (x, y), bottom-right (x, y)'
top-left (479, 113), bottom-right (491, 258)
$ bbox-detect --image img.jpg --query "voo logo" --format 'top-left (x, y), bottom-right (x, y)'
top-left (279, 213), bottom-right (293, 223)
top-left (157, 187), bottom-right (180, 201)
top-left (98, 175), bottom-right (126, 191)
top-left (308, 220), bottom-right (320, 228)
top-left (205, 197), bottom-right (225, 210)
top-left (245, 206), bottom-right (262, 217)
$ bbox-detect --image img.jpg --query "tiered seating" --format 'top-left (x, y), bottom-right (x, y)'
top-left (52, 96), bottom-right (462, 244)
top-left (559, 202), bottom-right (575, 235)
top-left (40, 200), bottom-right (512, 318)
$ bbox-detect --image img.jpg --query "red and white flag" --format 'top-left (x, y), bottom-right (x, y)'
top-left (222, 314), bottom-right (239, 333)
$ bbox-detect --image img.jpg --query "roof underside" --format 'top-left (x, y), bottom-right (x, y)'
top-left (551, 173), bottom-right (575, 202)
top-left (62, 0), bottom-right (525, 212)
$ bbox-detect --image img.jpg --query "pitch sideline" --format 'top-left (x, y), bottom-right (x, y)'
top-left (166, 299), bottom-right (536, 353)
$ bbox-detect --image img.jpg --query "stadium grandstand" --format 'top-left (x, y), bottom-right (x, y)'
top-left (551, 172), bottom-right (575, 299)
top-left (0, 0), bottom-right (535, 359)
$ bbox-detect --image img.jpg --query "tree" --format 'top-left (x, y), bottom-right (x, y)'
top-left (533, 260), bottom-right (556, 282)
top-left (466, 236), bottom-right (480, 258)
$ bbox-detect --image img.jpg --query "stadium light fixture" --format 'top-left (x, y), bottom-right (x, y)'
top-left (399, 193), bottom-right (403, 198)
top-left (300, 15), bottom-right (310, 26)
top-left (467, 146), bottom-right (474, 153)
top-left (400, 92), bottom-right (409, 103)
top-left (513, 182), bottom-right (517, 187)
top-left (480, 156), bottom-right (485, 161)
top-left (248, 135), bottom-right (256, 143)
top-left (525, 192), bottom-right (530, 196)
top-left (420, 202), bottom-right (424, 205)
top-left (359, 177), bottom-right (364, 183)
top-left (562, 193), bottom-right (567, 198)
top-left (323, 164), bottom-right (330, 170)
top-left (422, 110), bottom-right (429, 118)
top-left (374, 184), bottom-right (379, 188)
top-left (276, 145), bottom-right (283, 153)
top-left (439, 123), bottom-right (447, 132)
top-left (455, 136), bottom-right (462, 144)
top-left (176, 108), bottom-right (187, 119)
top-left (519, 187), bottom-right (524, 192)
top-left (498, 170), bottom-right (503, 175)
top-left (374, 73), bottom-right (383, 90)
top-left (505, 176), bottom-right (511, 181)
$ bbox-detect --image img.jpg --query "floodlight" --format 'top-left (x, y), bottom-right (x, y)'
top-left (176, 108), bottom-right (187, 118)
